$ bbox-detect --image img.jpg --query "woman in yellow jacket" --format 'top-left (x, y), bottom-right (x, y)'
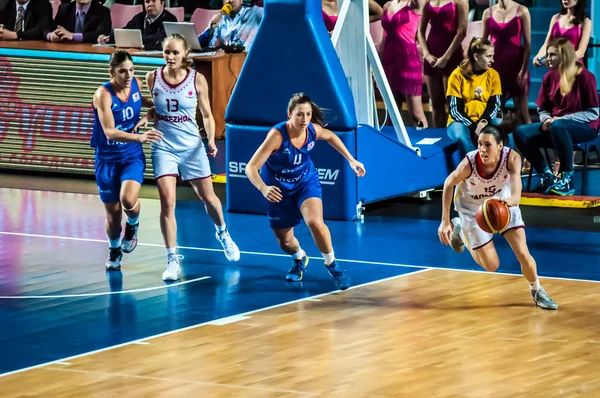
top-left (446, 37), bottom-right (513, 156)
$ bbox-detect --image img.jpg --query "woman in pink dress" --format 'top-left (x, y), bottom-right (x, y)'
top-left (533, 0), bottom-right (591, 67)
top-left (322, 0), bottom-right (383, 34)
top-left (482, 0), bottom-right (532, 125)
top-left (380, 0), bottom-right (427, 127)
top-left (417, 0), bottom-right (468, 128)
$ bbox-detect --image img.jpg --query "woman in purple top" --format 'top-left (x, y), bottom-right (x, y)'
top-left (482, 0), bottom-right (532, 125)
top-left (533, 0), bottom-right (591, 67)
top-left (417, 0), bottom-right (468, 128)
top-left (514, 38), bottom-right (599, 196)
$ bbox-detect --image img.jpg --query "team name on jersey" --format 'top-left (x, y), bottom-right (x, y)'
top-left (156, 114), bottom-right (193, 123)
top-left (470, 185), bottom-right (502, 200)
top-left (274, 169), bottom-right (308, 183)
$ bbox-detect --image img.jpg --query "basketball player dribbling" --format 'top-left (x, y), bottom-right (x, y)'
top-left (438, 122), bottom-right (558, 309)
top-left (144, 34), bottom-right (240, 281)
top-left (92, 50), bottom-right (161, 270)
top-left (245, 93), bottom-right (366, 290)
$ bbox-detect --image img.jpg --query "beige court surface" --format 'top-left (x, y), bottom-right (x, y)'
top-left (2, 269), bottom-right (600, 397)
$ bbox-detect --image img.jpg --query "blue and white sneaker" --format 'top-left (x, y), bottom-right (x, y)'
top-left (121, 222), bottom-right (139, 253)
top-left (286, 256), bottom-right (309, 282)
top-left (105, 247), bottom-right (122, 270)
top-left (548, 173), bottom-right (575, 196)
top-left (325, 261), bottom-right (351, 290)
top-left (162, 254), bottom-right (183, 281)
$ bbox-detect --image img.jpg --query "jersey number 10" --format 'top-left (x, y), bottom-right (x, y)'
top-left (121, 107), bottom-right (135, 121)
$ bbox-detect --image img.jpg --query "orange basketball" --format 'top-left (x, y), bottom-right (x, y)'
top-left (475, 199), bottom-right (511, 234)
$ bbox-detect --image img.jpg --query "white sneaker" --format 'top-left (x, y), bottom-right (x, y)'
top-left (216, 230), bottom-right (240, 262)
top-left (450, 217), bottom-right (465, 253)
top-left (162, 254), bottom-right (183, 281)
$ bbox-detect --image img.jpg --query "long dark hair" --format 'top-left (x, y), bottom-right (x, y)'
top-left (109, 50), bottom-right (132, 69)
top-left (460, 37), bottom-right (493, 79)
top-left (287, 93), bottom-right (326, 126)
top-left (560, 0), bottom-right (587, 26)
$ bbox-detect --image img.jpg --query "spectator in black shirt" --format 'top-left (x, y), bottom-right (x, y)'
top-left (98, 0), bottom-right (177, 50)
top-left (0, 0), bottom-right (52, 40)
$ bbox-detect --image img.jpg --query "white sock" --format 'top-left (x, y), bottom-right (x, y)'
top-left (127, 214), bottom-right (140, 226)
top-left (166, 247), bottom-right (177, 257)
top-left (215, 224), bottom-right (227, 234)
top-left (529, 279), bottom-right (540, 291)
top-left (292, 248), bottom-right (305, 260)
top-left (109, 238), bottom-right (121, 249)
top-left (322, 250), bottom-right (335, 265)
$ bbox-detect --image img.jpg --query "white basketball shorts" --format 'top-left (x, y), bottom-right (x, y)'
top-left (458, 205), bottom-right (525, 250)
top-left (151, 144), bottom-right (211, 181)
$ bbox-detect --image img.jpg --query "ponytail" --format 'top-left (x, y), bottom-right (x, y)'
top-left (460, 37), bottom-right (493, 79)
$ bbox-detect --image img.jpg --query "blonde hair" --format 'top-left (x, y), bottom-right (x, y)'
top-left (460, 37), bottom-right (493, 79)
top-left (162, 34), bottom-right (194, 70)
top-left (548, 37), bottom-right (581, 95)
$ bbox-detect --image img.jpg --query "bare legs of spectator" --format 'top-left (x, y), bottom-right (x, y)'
top-left (394, 92), bottom-right (428, 128)
top-left (424, 75), bottom-right (449, 128)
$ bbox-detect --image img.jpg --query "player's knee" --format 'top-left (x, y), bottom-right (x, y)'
top-left (481, 259), bottom-right (500, 272)
top-left (305, 218), bottom-right (325, 232)
top-left (202, 192), bottom-right (220, 206)
top-left (120, 196), bottom-right (137, 211)
top-left (160, 199), bottom-right (176, 215)
top-left (278, 237), bottom-right (295, 250)
top-left (514, 249), bottom-right (533, 265)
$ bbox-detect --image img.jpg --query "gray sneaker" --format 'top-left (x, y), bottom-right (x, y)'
top-left (531, 287), bottom-right (558, 310)
top-left (450, 217), bottom-right (465, 253)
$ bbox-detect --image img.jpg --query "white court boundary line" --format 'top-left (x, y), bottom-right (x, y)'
top-left (0, 268), bottom-right (432, 379)
top-left (0, 276), bottom-right (211, 299)
top-left (1, 230), bottom-right (599, 284)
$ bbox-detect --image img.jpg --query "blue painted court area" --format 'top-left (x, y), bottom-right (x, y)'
top-left (0, 188), bottom-right (599, 375)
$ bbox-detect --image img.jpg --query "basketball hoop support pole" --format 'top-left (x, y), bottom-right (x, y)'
top-left (331, 0), bottom-right (421, 155)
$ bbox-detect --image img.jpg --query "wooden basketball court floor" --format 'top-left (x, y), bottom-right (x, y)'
top-left (0, 187), bottom-right (600, 397)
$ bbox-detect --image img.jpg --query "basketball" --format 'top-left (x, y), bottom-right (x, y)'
top-left (475, 199), bottom-right (511, 234)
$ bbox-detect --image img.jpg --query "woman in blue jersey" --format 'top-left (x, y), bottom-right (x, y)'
top-left (92, 50), bottom-right (161, 270)
top-left (245, 93), bottom-right (366, 290)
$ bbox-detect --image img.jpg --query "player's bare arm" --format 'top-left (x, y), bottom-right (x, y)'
top-left (246, 129), bottom-right (284, 203)
top-left (505, 149), bottom-right (523, 207)
top-left (314, 124), bottom-right (366, 177)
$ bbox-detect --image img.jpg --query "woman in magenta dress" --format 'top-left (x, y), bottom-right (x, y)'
top-left (380, 0), bottom-right (427, 127)
top-left (533, 0), bottom-right (591, 67)
top-left (417, 0), bottom-right (468, 128)
top-left (482, 0), bottom-right (532, 125)
top-left (322, 0), bottom-right (383, 34)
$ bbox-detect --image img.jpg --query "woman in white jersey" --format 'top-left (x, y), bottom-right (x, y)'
top-left (438, 122), bottom-right (558, 310)
top-left (143, 34), bottom-right (240, 281)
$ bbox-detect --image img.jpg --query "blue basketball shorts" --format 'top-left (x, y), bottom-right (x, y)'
top-left (266, 181), bottom-right (322, 229)
top-left (95, 154), bottom-right (146, 204)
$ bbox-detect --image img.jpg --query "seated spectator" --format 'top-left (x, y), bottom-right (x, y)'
top-left (446, 37), bottom-right (506, 156)
top-left (97, 0), bottom-right (177, 50)
top-left (198, 0), bottom-right (263, 51)
top-left (0, 0), bottom-right (52, 41)
top-left (514, 38), bottom-right (599, 196)
top-left (45, 0), bottom-right (111, 44)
